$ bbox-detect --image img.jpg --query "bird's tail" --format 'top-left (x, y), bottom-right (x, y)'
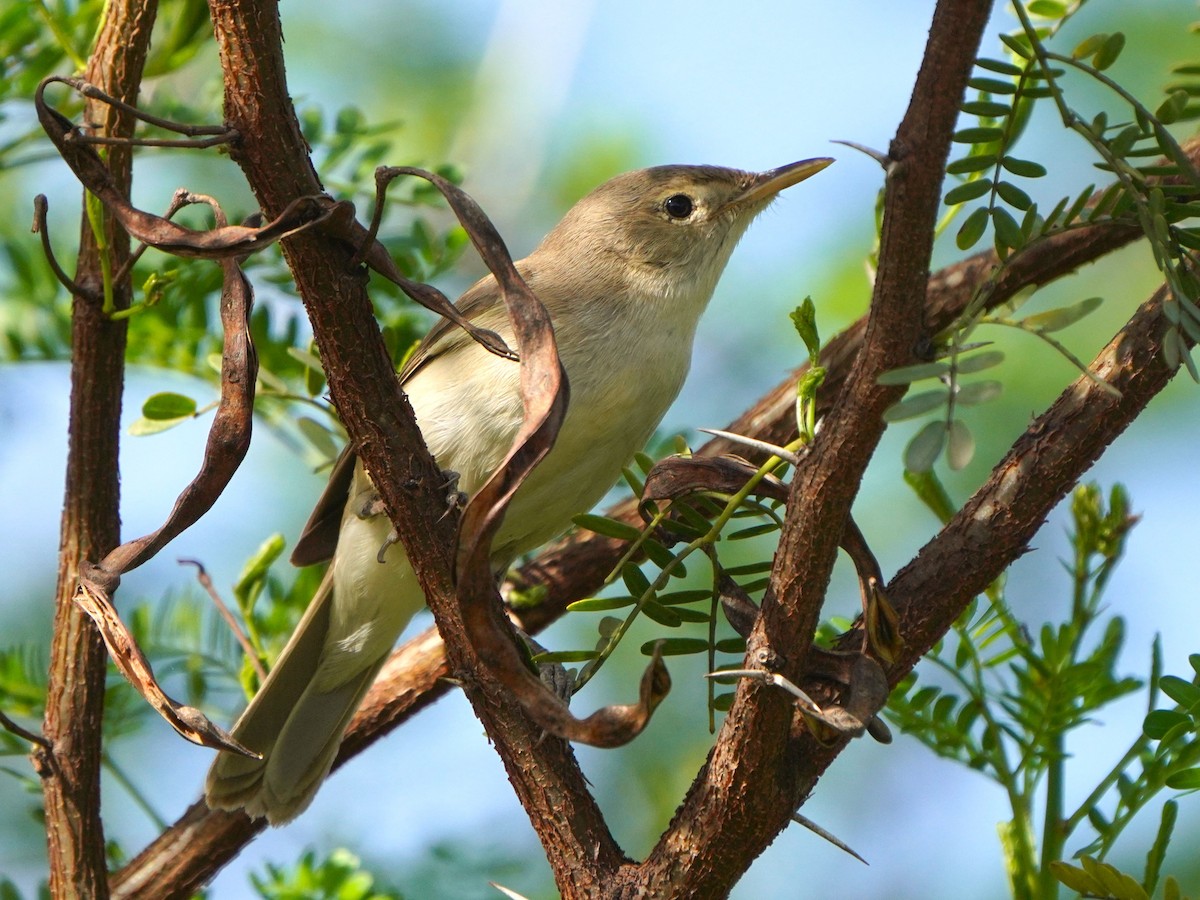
top-left (204, 572), bottom-right (385, 825)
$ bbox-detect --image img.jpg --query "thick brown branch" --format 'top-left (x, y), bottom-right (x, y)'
top-left (626, 2), bottom-right (995, 894)
top-left (889, 284), bottom-right (1179, 668)
top-left (107, 0), bottom-right (1200, 882)
top-left (202, 2), bottom-right (621, 896)
top-left (41, 2), bottom-right (158, 898)
top-left (111, 132), bottom-right (1200, 900)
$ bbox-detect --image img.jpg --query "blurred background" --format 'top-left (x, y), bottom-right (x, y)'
top-left (2, 0), bottom-right (1200, 896)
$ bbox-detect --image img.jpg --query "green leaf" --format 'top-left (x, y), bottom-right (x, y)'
top-left (882, 389), bottom-right (949, 423)
top-left (967, 77), bottom-right (1018, 95)
top-left (1076, 858), bottom-right (1149, 900)
top-left (1165, 766), bottom-right (1200, 789)
top-left (642, 537), bottom-right (684, 573)
top-left (727, 522), bottom-right (779, 541)
top-left (1144, 709), bottom-right (1190, 739)
top-left (286, 345), bottom-right (323, 375)
top-left (669, 606), bottom-right (712, 624)
top-left (953, 126), bottom-right (1005, 144)
top-left (1000, 156), bottom-right (1047, 178)
top-left (1110, 124), bottom-right (1143, 158)
top-left (1021, 297), bottom-right (1103, 333)
top-left (1157, 90), bottom-right (1190, 125)
top-left (1159, 674), bottom-right (1200, 708)
top-left (947, 154), bottom-right (998, 175)
top-left (961, 100), bottom-right (1011, 118)
top-left (621, 563), bottom-right (653, 597)
top-left (296, 416), bottom-right (340, 461)
top-left (658, 589), bottom-right (711, 606)
top-left (905, 421), bottom-right (946, 473)
top-left (141, 391), bottom-right (198, 420)
top-left (711, 691), bottom-right (735, 711)
top-left (1072, 33), bottom-right (1110, 60)
top-left (714, 637), bottom-right (747, 654)
top-left (877, 361), bottom-right (950, 385)
top-left (1028, 0), bottom-right (1068, 17)
top-left (956, 349), bottom-right (1006, 373)
top-left (999, 33), bottom-right (1033, 60)
top-left (633, 451), bottom-right (657, 475)
top-left (992, 206), bottom-right (1024, 249)
top-left (955, 380), bottom-right (1003, 406)
top-left (946, 419), bottom-right (975, 470)
top-left (1093, 32), bottom-right (1126, 71)
top-left (957, 206), bottom-right (990, 249)
top-left (1144, 800), bottom-right (1177, 893)
top-left (1065, 184), bottom-right (1097, 224)
top-left (976, 58), bottom-right (1023, 77)
top-left (1173, 228), bottom-right (1200, 251)
top-left (944, 179), bottom-right (993, 206)
top-left (233, 533), bottom-right (287, 616)
top-left (903, 468), bottom-right (957, 524)
top-left (641, 600), bottom-right (682, 627)
top-left (789, 297), bottom-right (821, 358)
top-left (129, 415), bottom-right (188, 437)
top-left (995, 180), bottom-right (1032, 210)
top-left (567, 596), bottom-right (636, 612)
top-left (574, 514), bottom-right (642, 542)
top-left (641, 637), bottom-right (709, 656)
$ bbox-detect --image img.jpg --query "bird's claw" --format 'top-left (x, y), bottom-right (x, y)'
top-left (356, 492), bottom-right (387, 520)
top-left (376, 528), bottom-right (400, 564)
top-left (439, 470), bottom-right (468, 521)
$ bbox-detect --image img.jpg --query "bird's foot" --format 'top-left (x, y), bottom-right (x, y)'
top-left (439, 469), bottom-right (468, 521)
top-left (519, 630), bottom-right (575, 704)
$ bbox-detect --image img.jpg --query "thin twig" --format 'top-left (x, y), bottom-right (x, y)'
top-left (178, 558), bottom-right (266, 683)
top-left (31, 195), bottom-right (101, 301)
top-left (51, 75), bottom-right (236, 139)
top-left (0, 709), bottom-right (51, 749)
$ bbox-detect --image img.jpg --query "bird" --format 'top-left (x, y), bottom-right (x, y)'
top-left (204, 157), bottom-right (833, 824)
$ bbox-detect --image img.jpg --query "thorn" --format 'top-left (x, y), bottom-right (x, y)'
top-left (439, 469), bottom-right (468, 521)
top-left (831, 139), bottom-right (890, 170)
top-left (698, 428), bottom-right (805, 466)
top-left (706, 668), bottom-right (822, 709)
top-left (791, 812), bottom-right (869, 865)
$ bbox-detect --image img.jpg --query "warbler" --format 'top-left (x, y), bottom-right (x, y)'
top-left (205, 157), bottom-right (833, 824)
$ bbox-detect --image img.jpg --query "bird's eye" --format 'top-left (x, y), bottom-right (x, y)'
top-left (663, 194), bottom-right (694, 219)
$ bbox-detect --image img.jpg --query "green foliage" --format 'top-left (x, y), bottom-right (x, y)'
top-left (790, 297), bottom-right (826, 444)
top-left (0, 876), bottom-right (49, 900)
top-left (890, 482), bottom-right (1200, 899)
top-left (561, 304), bottom-right (828, 722)
top-left (1051, 854), bottom-right (1197, 900)
top-left (896, 0), bottom-right (1200, 473)
top-left (564, 449), bottom-right (783, 723)
top-left (251, 848), bottom-right (404, 900)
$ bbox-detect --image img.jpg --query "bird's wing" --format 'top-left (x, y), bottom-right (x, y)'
top-left (397, 271), bottom-right (510, 382)
top-left (291, 272), bottom-right (513, 568)
top-left (289, 444), bottom-right (357, 567)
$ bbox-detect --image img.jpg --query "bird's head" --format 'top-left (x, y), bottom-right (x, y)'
top-left (537, 157), bottom-right (833, 307)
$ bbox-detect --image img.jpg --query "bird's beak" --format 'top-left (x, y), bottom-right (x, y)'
top-left (732, 157), bottom-right (835, 209)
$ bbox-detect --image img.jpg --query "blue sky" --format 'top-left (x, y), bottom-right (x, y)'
top-left (4, 1), bottom-right (1200, 897)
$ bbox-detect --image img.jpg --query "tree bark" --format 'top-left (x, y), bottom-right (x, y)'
top-left (41, 1), bottom-right (159, 897)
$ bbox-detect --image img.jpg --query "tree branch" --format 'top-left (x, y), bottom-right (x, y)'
top-left (108, 0), bottom-right (1200, 892)
top-left (887, 282), bottom-right (1181, 669)
top-left (626, 1), bottom-right (995, 894)
top-left (110, 116), bottom-right (1200, 900)
top-left (202, 2), bottom-right (621, 896)
top-left (41, 2), bottom-right (158, 897)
